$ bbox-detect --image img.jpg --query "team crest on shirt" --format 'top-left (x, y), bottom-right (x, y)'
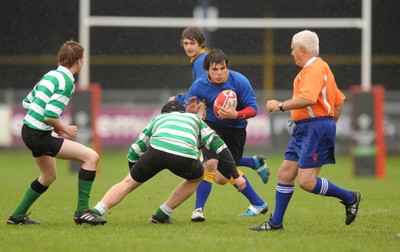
top-left (312, 153), bottom-right (318, 162)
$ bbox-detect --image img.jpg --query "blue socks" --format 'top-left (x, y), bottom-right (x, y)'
top-left (236, 175), bottom-right (265, 206)
top-left (312, 177), bottom-right (354, 203)
top-left (271, 183), bottom-right (294, 226)
top-left (194, 180), bottom-right (212, 210)
top-left (195, 175), bottom-right (265, 211)
top-left (238, 156), bottom-right (256, 169)
top-left (271, 178), bottom-right (355, 226)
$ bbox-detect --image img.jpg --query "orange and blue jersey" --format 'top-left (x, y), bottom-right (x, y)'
top-left (286, 56), bottom-right (345, 167)
top-left (291, 57), bottom-right (346, 122)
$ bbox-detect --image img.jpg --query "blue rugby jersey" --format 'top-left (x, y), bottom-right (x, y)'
top-left (175, 51), bottom-right (207, 104)
top-left (191, 51), bottom-right (207, 80)
top-left (186, 70), bottom-right (258, 129)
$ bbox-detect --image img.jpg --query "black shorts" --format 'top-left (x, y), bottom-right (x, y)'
top-left (130, 146), bottom-right (204, 183)
top-left (21, 124), bottom-right (64, 158)
top-left (202, 121), bottom-right (246, 179)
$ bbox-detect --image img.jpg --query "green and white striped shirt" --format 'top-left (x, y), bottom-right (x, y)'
top-left (127, 112), bottom-right (227, 161)
top-left (22, 66), bottom-right (75, 131)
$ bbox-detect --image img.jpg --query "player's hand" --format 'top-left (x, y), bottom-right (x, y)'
top-left (53, 128), bottom-right (64, 136)
top-left (234, 175), bottom-right (246, 192)
top-left (217, 103), bottom-right (238, 119)
top-left (186, 96), bottom-right (201, 114)
top-left (65, 125), bottom-right (78, 138)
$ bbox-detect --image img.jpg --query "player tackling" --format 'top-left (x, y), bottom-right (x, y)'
top-left (91, 101), bottom-right (246, 223)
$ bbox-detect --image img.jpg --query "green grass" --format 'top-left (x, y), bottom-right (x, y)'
top-left (0, 149), bottom-right (399, 252)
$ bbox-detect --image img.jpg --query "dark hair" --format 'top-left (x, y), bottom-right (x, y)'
top-left (161, 101), bottom-right (186, 114)
top-left (203, 49), bottom-right (229, 70)
top-left (181, 26), bottom-right (206, 48)
top-left (57, 40), bottom-right (84, 68)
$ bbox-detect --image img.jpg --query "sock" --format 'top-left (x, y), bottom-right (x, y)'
top-left (92, 201), bottom-right (108, 216)
top-left (12, 178), bottom-right (48, 219)
top-left (194, 180), bottom-right (212, 210)
top-left (238, 156), bottom-right (256, 169)
top-left (160, 202), bottom-right (173, 216)
top-left (270, 183), bottom-right (294, 226)
top-left (155, 202), bottom-right (173, 218)
top-left (235, 175), bottom-right (265, 206)
top-left (77, 169), bottom-right (96, 213)
top-left (312, 177), bottom-right (354, 203)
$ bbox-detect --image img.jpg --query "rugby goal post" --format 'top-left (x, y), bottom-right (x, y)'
top-left (350, 85), bottom-right (386, 178)
top-left (78, 0), bottom-right (372, 91)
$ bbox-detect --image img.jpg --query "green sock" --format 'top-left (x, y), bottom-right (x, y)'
top-left (155, 208), bottom-right (168, 219)
top-left (77, 179), bottom-right (93, 213)
top-left (12, 186), bottom-right (42, 219)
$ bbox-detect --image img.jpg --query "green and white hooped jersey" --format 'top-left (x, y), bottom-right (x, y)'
top-left (128, 112), bottom-right (227, 161)
top-left (22, 66), bottom-right (75, 131)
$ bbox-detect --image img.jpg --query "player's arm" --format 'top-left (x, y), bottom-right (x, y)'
top-left (218, 105), bottom-right (255, 120)
top-left (333, 87), bottom-right (346, 123)
top-left (239, 76), bottom-right (258, 119)
top-left (127, 123), bottom-right (153, 170)
top-left (333, 102), bottom-right (344, 123)
top-left (266, 97), bottom-right (314, 113)
top-left (218, 147), bottom-right (246, 192)
top-left (171, 92), bottom-right (190, 103)
top-left (45, 117), bottom-right (77, 137)
top-left (236, 106), bottom-right (256, 119)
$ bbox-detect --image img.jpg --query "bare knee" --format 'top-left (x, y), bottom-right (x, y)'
top-left (297, 167), bottom-right (320, 192)
top-left (276, 160), bottom-right (299, 184)
top-left (297, 178), bottom-right (316, 192)
top-left (203, 159), bottom-right (218, 173)
top-left (39, 173), bottom-right (57, 186)
top-left (277, 168), bottom-right (297, 184)
top-left (82, 149), bottom-right (99, 170)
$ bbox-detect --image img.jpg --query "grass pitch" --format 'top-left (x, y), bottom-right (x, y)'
top-left (0, 149), bottom-right (399, 252)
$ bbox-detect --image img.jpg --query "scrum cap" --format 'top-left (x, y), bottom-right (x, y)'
top-left (161, 101), bottom-right (186, 113)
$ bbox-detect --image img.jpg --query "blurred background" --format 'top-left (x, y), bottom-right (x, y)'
top-left (1, 0), bottom-right (399, 156)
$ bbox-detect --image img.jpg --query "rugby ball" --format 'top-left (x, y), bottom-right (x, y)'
top-left (213, 89), bottom-right (237, 117)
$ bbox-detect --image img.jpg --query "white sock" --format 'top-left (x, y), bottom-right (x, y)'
top-left (93, 201), bottom-right (108, 216)
top-left (160, 202), bottom-right (173, 216)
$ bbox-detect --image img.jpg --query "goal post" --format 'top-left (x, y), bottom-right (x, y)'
top-left (78, 0), bottom-right (372, 91)
top-left (350, 85), bottom-right (386, 178)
